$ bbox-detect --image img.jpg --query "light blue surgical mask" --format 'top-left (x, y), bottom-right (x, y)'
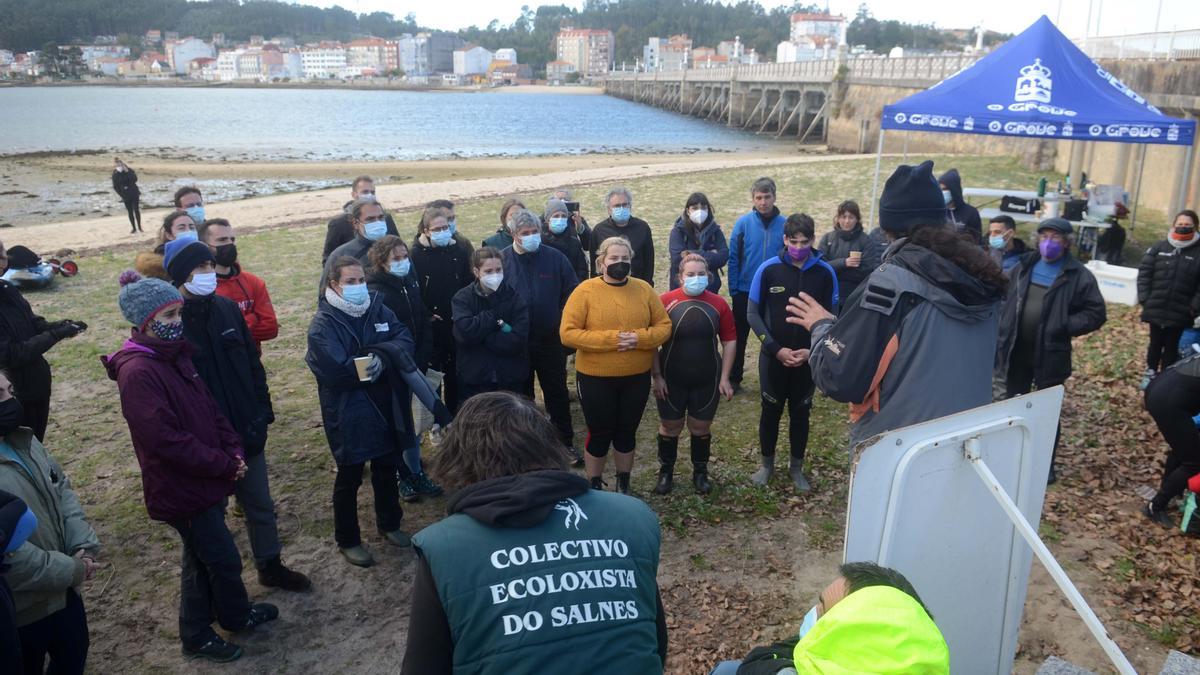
top-left (520, 232), bottom-right (542, 253)
top-left (989, 235), bottom-right (1006, 250)
top-left (549, 217), bottom-right (569, 234)
top-left (389, 259), bottom-right (410, 277)
top-left (682, 275), bottom-right (708, 297)
top-left (611, 206), bottom-right (631, 224)
top-left (341, 283), bottom-right (369, 305)
top-left (942, 190), bottom-right (952, 206)
top-left (185, 205), bottom-right (206, 223)
top-left (430, 229), bottom-right (453, 247)
top-left (363, 219), bottom-right (387, 241)
top-left (448, 218), bottom-right (457, 235)
top-left (174, 230), bottom-right (198, 244)
top-left (798, 606), bottom-right (818, 639)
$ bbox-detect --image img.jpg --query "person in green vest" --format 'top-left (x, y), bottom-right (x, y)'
top-left (401, 391), bottom-right (668, 674)
top-left (709, 561), bottom-right (949, 675)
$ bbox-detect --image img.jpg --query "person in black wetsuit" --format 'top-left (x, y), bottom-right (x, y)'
top-left (746, 214), bottom-right (839, 492)
top-left (1143, 352), bottom-right (1200, 528)
top-left (651, 253), bottom-right (737, 495)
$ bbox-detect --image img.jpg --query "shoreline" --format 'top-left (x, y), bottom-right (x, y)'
top-left (0, 79), bottom-right (604, 95)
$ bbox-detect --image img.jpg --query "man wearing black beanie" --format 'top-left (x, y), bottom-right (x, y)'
top-left (786, 160), bottom-right (1008, 448)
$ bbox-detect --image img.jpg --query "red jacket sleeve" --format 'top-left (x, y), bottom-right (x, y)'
top-left (245, 273), bottom-right (279, 344)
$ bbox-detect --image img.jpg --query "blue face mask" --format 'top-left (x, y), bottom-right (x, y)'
top-left (798, 606), bottom-right (818, 640)
top-left (430, 229), bottom-right (453, 247)
top-left (611, 206), bottom-right (631, 224)
top-left (549, 217), bottom-right (569, 234)
top-left (341, 283), bottom-right (369, 305)
top-left (682, 275), bottom-right (708, 296)
top-left (989, 235), bottom-right (1006, 250)
top-left (520, 232), bottom-right (542, 253)
top-left (447, 219), bottom-right (457, 235)
top-left (185, 205), bottom-right (206, 223)
top-left (942, 190), bottom-right (952, 206)
top-left (363, 219), bottom-right (387, 241)
top-left (173, 230), bottom-right (198, 244)
top-left (389, 259), bottom-right (410, 277)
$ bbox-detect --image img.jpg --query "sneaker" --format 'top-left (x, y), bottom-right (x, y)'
top-left (340, 545), bottom-right (376, 568)
top-left (258, 558), bottom-right (311, 592)
top-left (1143, 502), bottom-right (1175, 529)
top-left (398, 476), bottom-right (420, 503)
top-left (182, 636), bottom-right (242, 663)
top-left (1140, 368), bottom-right (1156, 391)
top-left (379, 528), bottom-right (412, 547)
top-left (242, 603), bottom-right (279, 630)
top-left (412, 471), bottom-right (443, 497)
top-left (566, 446), bottom-right (585, 468)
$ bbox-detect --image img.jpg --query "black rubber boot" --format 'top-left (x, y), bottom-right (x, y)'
top-left (615, 471), bottom-right (631, 494)
top-left (751, 454), bottom-right (774, 486)
top-left (789, 454), bottom-right (811, 493)
top-left (654, 434), bottom-right (678, 495)
top-left (691, 434), bottom-right (712, 495)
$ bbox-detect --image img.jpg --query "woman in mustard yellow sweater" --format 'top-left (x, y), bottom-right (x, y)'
top-left (561, 236), bottom-right (672, 494)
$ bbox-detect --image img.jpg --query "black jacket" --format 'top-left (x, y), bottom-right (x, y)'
top-left (451, 282), bottom-right (530, 388)
top-left (995, 252), bottom-right (1107, 387)
top-left (1138, 239), bottom-right (1200, 327)
top-left (816, 223), bottom-right (882, 303)
top-left (541, 225), bottom-right (589, 283)
top-left (111, 168), bottom-right (140, 202)
top-left (499, 245), bottom-right (577, 343)
top-left (0, 282), bottom-right (61, 402)
top-left (367, 270), bottom-right (434, 371)
top-left (590, 216), bottom-right (655, 285)
top-left (181, 295), bottom-right (274, 456)
top-left (410, 237), bottom-right (473, 322)
top-left (940, 169), bottom-right (982, 244)
top-left (322, 203), bottom-right (399, 264)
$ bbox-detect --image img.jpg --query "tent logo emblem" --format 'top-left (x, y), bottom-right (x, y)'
top-left (894, 113), bottom-right (907, 124)
top-left (1089, 125), bottom-right (1103, 137)
top-left (988, 121), bottom-right (1002, 132)
top-left (1015, 58), bottom-right (1052, 104)
top-left (1169, 125), bottom-right (1180, 142)
top-left (964, 116), bottom-right (974, 131)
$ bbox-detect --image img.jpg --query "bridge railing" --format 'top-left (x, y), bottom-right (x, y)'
top-left (1076, 29), bottom-right (1200, 61)
top-left (601, 54), bottom-right (980, 86)
top-left (844, 54), bottom-right (979, 84)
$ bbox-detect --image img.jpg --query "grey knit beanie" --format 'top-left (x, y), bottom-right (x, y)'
top-left (118, 270), bottom-right (183, 330)
top-left (544, 198), bottom-right (569, 222)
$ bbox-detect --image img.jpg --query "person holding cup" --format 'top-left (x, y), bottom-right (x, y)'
top-left (815, 200), bottom-right (879, 310)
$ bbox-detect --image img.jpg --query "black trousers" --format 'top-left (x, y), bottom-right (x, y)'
top-left (459, 379), bottom-right (524, 402)
top-left (1005, 343), bottom-right (1063, 468)
top-left (576, 371), bottom-right (651, 457)
top-left (758, 356), bottom-right (815, 461)
top-left (730, 292), bottom-right (751, 386)
top-left (123, 198), bottom-right (141, 230)
top-left (521, 340), bottom-right (574, 447)
top-left (429, 320), bottom-right (460, 413)
top-left (1147, 324), bottom-right (1185, 372)
top-left (167, 503), bottom-right (251, 648)
top-left (19, 397), bottom-right (49, 443)
top-left (17, 588), bottom-right (87, 675)
top-left (1146, 368), bottom-right (1200, 510)
top-left (333, 459), bottom-right (402, 549)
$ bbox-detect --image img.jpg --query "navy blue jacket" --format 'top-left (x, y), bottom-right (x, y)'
top-left (500, 245), bottom-right (577, 343)
top-left (728, 208), bottom-right (786, 295)
top-left (748, 250), bottom-right (839, 357)
top-left (452, 282), bottom-right (530, 388)
top-left (306, 294), bottom-right (415, 465)
top-left (668, 216), bottom-right (729, 293)
top-left (367, 269), bottom-right (434, 371)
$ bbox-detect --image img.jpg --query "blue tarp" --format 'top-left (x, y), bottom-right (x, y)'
top-left (881, 15), bottom-right (1195, 146)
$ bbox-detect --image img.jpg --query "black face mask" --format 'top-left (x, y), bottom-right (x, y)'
top-left (605, 261), bottom-right (631, 281)
top-left (213, 243), bottom-right (238, 268)
top-left (0, 398), bottom-right (24, 437)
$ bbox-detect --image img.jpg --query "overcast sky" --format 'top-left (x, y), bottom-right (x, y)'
top-left (308, 0), bottom-right (1198, 39)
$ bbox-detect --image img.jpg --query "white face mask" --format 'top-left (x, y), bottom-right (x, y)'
top-left (688, 209), bottom-right (708, 226)
top-left (184, 272), bottom-right (217, 297)
top-left (481, 272), bottom-right (504, 291)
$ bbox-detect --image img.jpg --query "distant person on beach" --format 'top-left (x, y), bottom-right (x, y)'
top-left (815, 200), bottom-right (879, 309)
top-left (667, 192), bottom-right (728, 294)
top-left (103, 272), bottom-right (279, 663)
top-left (198, 219), bottom-right (278, 352)
top-left (542, 197), bottom-right (589, 281)
top-left (136, 210), bottom-right (197, 282)
top-left (0, 241), bottom-right (86, 441)
top-left (561, 236), bottom-right (671, 494)
top-left (163, 238), bottom-right (310, 592)
top-left (111, 157), bottom-right (142, 234)
top-left (0, 368), bottom-right (100, 675)
top-left (483, 198), bottom-right (523, 250)
top-left (418, 200), bottom-right (474, 257)
top-left (322, 176), bottom-right (398, 264)
top-left (727, 177), bottom-right (786, 394)
top-left (401, 392), bottom-right (668, 675)
top-left (590, 187), bottom-right (654, 285)
top-left (320, 198), bottom-right (391, 298)
top-left (452, 247), bottom-right (529, 400)
top-left (554, 187), bottom-right (592, 253)
top-left (411, 206), bottom-right (473, 413)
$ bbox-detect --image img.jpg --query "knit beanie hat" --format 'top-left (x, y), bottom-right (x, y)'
top-left (162, 238), bottom-right (214, 287)
top-left (118, 270), bottom-right (183, 330)
top-left (545, 198), bottom-right (569, 222)
top-left (879, 160), bottom-right (947, 234)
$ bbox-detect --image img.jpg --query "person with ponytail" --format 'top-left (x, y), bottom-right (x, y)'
top-left (1137, 209), bottom-right (1200, 390)
top-left (102, 270), bottom-right (277, 663)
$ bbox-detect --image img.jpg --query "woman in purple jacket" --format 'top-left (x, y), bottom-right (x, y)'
top-left (102, 271), bottom-right (279, 664)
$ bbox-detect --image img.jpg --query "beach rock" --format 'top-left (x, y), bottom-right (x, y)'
top-left (1160, 650), bottom-right (1200, 675)
top-left (1036, 657), bottom-right (1095, 675)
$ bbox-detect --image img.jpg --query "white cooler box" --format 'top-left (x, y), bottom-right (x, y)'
top-left (1084, 260), bottom-right (1138, 306)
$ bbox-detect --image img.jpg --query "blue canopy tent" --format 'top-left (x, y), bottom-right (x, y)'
top-left (868, 15), bottom-right (1196, 228)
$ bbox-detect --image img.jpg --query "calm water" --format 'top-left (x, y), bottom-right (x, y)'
top-left (0, 86), bottom-right (771, 161)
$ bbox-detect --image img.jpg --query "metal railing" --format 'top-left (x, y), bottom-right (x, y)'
top-left (1075, 29), bottom-right (1200, 61)
top-left (601, 54), bottom-right (979, 86)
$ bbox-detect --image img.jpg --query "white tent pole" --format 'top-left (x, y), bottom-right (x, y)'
top-left (964, 439), bottom-right (1137, 675)
top-left (868, 129), bottom-right (885, 229)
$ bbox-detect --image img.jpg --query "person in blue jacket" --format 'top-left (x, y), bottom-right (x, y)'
top-left (668, 192), bottom-right (729, 294)
top-left (727, 177), bottom-right (787, 393)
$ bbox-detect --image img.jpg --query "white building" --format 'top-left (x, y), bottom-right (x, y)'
top-left (216, 50), bottom-right (241, 81)
top-left (789, 12), bottom-right (846, 44)
top-left (300, 44), bottom-right (347, 79)
top-left (284, 49), bottom-right (303, 79)
top-left (453, 45), bottom-right (493, 76)
top-left (642, 35), bottom-right (690, 72)
top-left (167, 38), bottom-right (215, 74)
top-left (777, 38), bottom-right (821, 63)
top-left (494, 48), bottom-right (517, 64)
top-left (0, 50), bottom-right (16, 67)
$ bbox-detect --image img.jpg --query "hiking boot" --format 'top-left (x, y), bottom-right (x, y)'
top-left (398, 475), bottom-right (420, 503)
top-left (1144, 502), bottom-right (1175, 529)
top-left (411, 471), bottom-right (443, 497)
top-left (1140, 368), bottom-right (1156, 391)
top-left (653, 466), bottom-right (674, 495)
top-left (379, 528), bottom-right (412, 548)
top-left (566, 446), bottom-right (585, 467)
top-left (751, 455), bottom-right (775, 487)
top-left (589, 476), bottom-right (606, 490)
top-left (182, 636), bottom-right (242, 663)
top-left (615, 472), bottom-right (631, 495)
top-left (225, 602), bottom-right (279, 633)
top-left (340, 545), bottom-right (376, 568)
top-left (258, 557), bottom-right (311, 592)
top-left (692, 464), bottom-right (712, 495)
top-left (789, 457), bottom-right (812, 493)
